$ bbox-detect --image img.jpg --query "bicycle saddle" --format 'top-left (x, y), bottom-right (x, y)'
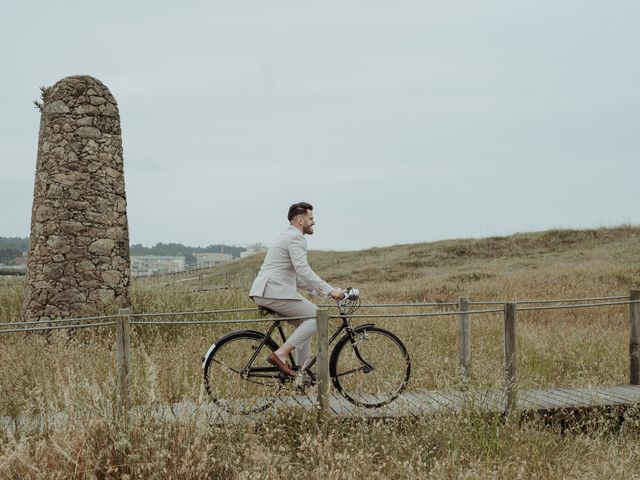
top-left (258, 306), bottom-right (278, 316)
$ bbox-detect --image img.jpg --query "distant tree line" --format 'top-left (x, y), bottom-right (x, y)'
top-left (0, 237), bottom-right (29, 251)
top-left (0, 237), bottom-right (245, 266)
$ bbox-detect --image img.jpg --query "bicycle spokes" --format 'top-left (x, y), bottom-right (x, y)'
top-left (204, 334), bottom-right (283, 414)
top-left (331, 327), bottom-right (410, 408)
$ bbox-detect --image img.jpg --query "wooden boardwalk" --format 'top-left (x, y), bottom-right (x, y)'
top-left (144, 384), bottom-right (640, 423)
top-left (3, 385), bottom-right (639, 433)
top-left (131, 384), bottom-right (640, 425)
top-left (276, 384), bottom-right (640, 418)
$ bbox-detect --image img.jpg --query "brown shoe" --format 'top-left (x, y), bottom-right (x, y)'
top-left (267, 352), bottom-right (295, 377)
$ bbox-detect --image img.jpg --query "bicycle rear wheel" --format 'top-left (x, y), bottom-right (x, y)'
top-left (330, 326), bottom-right (410, 408)
top-left (204, 331), bottom-right (283, 414)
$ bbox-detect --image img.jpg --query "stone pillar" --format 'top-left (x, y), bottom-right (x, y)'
top-left (22, 75), bottom-right (131, 321)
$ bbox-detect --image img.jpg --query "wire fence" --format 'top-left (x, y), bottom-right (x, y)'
top-left (470, 295), bottom-right (630, 305)
top-left (320, 302), bottom-right (460, 308)
top-left (0, 321), bottom-right (116, 334)
top-left (130, 316), bottom-right (314, 326)
top-left (1, 294), bottom-right (637, 332)
top-left (130, 307), bottom-right (259, 319)
top-left (0, 314), bottom-right (118, 328)
top-left (518, 299), bottom-right (640, 312)
top-left (129, 302), bottom-right (460, 320)
top-left (328, 308), bottom-right (504, 320)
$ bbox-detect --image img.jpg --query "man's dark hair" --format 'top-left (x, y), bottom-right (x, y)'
top-left (288, 202), bottom-right (313, 221)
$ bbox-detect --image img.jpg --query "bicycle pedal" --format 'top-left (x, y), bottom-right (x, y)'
top-left (294, 380), bottom-right (314, 393)
top-left (293, 372), bottom-right (315, 390)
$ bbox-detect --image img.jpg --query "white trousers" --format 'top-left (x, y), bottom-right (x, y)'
top-left (252, 296), bottom-right (317, 369)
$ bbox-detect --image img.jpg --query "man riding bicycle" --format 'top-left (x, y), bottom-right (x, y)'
top-left (249, 202), bottom-right (344, 378)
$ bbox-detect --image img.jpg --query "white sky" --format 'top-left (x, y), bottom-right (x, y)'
top-left (1, 0), bottom-right (639, 250)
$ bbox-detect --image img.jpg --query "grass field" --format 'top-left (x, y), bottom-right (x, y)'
top-left (1, 226), bottom-right (639, 478)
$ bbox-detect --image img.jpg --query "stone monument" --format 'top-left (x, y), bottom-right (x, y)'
top-left (22, 75), bottom-right (131, 321)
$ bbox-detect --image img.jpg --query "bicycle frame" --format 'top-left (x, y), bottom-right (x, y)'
top-left (240, 303), bottom-right (371, 380)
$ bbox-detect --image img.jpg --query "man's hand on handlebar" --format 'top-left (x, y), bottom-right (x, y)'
top-left (329, 287), bottom-right (344, 300)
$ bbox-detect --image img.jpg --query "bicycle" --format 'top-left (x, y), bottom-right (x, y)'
top-left (202, 288), bottom-right (411, 414)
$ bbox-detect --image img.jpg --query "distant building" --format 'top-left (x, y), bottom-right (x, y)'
top-left (13, 253), bottom-right (27, 266)
top-left (131, 255), bottom-right (186, 276)
top-left (240, 243), bottom-right (268, 259)
top-left (194, 252), bottom-right (233, 267)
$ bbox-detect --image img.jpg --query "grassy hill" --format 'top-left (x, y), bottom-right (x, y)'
top-left (2, 225), bottom-right (640, 478)
top-left (166, 225), bottom-right (640, 303)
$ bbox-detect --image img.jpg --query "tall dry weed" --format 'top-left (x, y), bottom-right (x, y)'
top-left (1, 226), bottom-right (639, 478)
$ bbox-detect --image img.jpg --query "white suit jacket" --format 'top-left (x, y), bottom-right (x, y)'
top-left (249, 225), bottom-right (332, 300)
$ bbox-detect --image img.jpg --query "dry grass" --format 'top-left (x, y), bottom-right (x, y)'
top-left (1, 226), bottom-right (640, 478)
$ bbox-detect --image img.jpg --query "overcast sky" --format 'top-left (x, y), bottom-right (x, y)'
top-left (1, 1), bottom-right (639, 250)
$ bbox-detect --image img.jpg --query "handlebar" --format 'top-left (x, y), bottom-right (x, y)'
top-left (339, 287), bottom-right (360, 302)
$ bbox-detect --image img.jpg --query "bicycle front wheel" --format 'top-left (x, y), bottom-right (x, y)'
top-left (204, 331), bottom-right (283, 414)
top-left (330, 326), bottom-right (410, 408)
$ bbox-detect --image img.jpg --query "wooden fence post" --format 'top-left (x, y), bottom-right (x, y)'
top-left (458, 296), bottom-right (471, 376)
top-left (116, 308), bottom-right (131, 417)
top-left (504, 302), bottom-right (517, 416)
top-left (630, 290), bottom-right (640, 385)
top-left (199, 272), bottom-right (204, 291)
top-left (316, 309), bottom-right (330, 414)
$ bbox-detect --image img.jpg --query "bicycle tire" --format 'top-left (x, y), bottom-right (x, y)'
top-left (330, 325), bottom-right (410, 408)
top-left (203, 330), bottom-right (283, 414)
